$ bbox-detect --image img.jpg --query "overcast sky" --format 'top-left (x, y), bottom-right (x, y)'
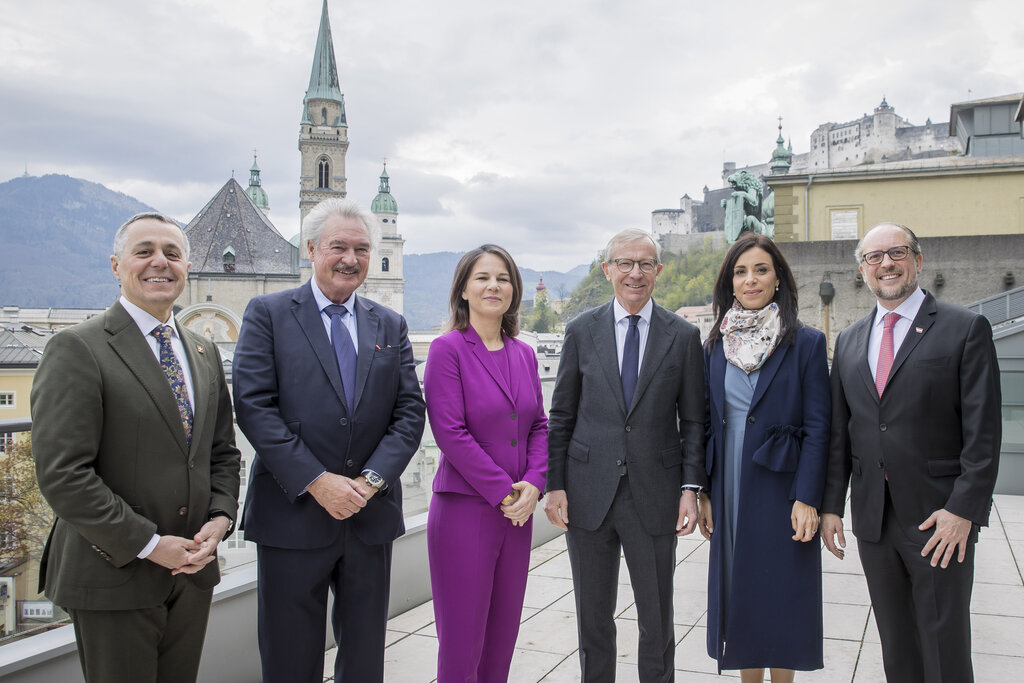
top-left (2, 0), bottom-right (1021, 270)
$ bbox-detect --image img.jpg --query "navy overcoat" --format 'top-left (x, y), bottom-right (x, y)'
top-left (704, 326), bottom-right (830, 671)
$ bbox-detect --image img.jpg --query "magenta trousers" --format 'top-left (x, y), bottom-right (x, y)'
top-left (427, 492), bottom-right (533, 683)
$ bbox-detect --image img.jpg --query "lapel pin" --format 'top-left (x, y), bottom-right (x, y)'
top-left (196, 344), bottom-right (205, 354)
top-left (915, 327), bottom-right (923, 334)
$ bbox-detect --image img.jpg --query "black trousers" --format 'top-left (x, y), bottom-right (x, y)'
top-left (858, 488), bottom-right (976, 683)
top-left (256, 524), bottom-right (393, 683)
top-left (68, 575), bottom-right (212, 683)
top-left (566, 476), bottom-right (678, 683)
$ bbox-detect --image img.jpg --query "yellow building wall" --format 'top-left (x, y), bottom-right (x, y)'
top-left (0, 372), bottom-right (35, 422)
top-left (770, 167), bottom-right (1024, 242)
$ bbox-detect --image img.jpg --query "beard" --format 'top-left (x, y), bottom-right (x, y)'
top-left (870, 265), bottom-right (918, 302)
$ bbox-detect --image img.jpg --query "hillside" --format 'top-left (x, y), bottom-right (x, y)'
top-left (0, 174), bottom-right (158, 308)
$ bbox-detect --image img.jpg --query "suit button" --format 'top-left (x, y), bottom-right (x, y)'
top-left (722, 419), bottom-right (726, 426)
top-left (747, 416), bottom-right (755, 424)
top-left (178, 506), bottom-right (188, 516)
top-left (625, 426), bottom-right (632, 432)
top-left (616, 459), bottom-right (623, 466)
top-left (340, 418), bottom-right (349, 427)
top-left (189, 461), bottom-right (194, 470)
top-left (877, 459), bottom-right (885, 469)
top-left (510, 440), bottom-right (517, 446)
top-left (346, 459), bottom-right (355, 468)
top-left (510, 413), bottom-right (517, 420)
top-left (880, 423), bottom-right (887, 431)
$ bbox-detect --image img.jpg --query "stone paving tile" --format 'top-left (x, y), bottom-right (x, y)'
top-left (386, 599), bottom-right (435, 633)
top-left (1004, 521), bottom-right (1024, 541)
top-left (522, 575), bottom-right (575, 610)
top-left (852, 640), bottom-right (885, 682)
top-left (674, 625), bottom-right (719, 675)
top-left (823, 601), bottom-right (871, 641)
top-left (539, 654), bottom-right (638, 681)
top-left (971, 580), bottom-right (1024, 617)
top-left (528, 550), bottom-right (574, 580)
top-left (975, 652), bottom-right (1024, 680)
top-left (802, 637), bottom-right (862, 682)
top-left (382, 633), bottom-right (438, 682)
top-left (822, 570), bottom-right (872, 606)
top-left (972, 612), bottom-right (1024, 657)
top-left (507, 648), bottom-right (567, 683)
top-left (516, 609), bottom-right (581, 656)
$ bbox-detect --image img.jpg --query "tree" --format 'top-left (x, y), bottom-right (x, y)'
top-left (526, 289), bottom-right (559, 333)
top-left (0, 437), bottom-right (53, 564)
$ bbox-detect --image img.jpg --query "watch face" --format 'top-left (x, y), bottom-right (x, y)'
top-left (365, 472), bottom-right (385, 488)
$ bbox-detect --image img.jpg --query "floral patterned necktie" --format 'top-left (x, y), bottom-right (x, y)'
top-left (152, 325), bottom-right (193, 445)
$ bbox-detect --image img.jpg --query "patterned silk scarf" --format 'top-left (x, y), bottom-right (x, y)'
top-left (721, 300), bottom-right (782, 374)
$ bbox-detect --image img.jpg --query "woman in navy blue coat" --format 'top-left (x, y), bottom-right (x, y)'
top-left (697, 234), bottom-right (830, 682)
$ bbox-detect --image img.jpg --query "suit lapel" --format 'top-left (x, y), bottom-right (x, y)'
top-left (749, 341), bottom-right (789, 412)
top-left (179, 327), bottom-right (210, 458)
top-left (709, 342), bottom-right (726, 422)
top-left (291, 283), bottom-right (347, 408)
top-left (352, 296), bottom-right (379, 412)
top-left (464, 327), bottom-right (515, 406)
top-left (587, 303), bottom-right (626, 415)
top-left (848, 313), bottom-right (877, 402)
top-left (887, 292), bottom-right (937, 387)
top-left (105, 303), bottom-right (189, 456)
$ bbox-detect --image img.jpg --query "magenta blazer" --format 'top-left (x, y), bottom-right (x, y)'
top-left (423, 327), bottom-right (548, 506)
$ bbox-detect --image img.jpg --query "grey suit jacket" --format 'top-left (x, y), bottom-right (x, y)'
top-left (547, 300), bottom-right (706, 534)
top-left (824, 291), bottom-right (1001, 543)
top-left (32, 301), bottom-right (241, 610)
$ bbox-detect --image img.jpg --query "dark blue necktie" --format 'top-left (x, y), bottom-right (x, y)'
top-left (621, 315), bottom-right (640, 409)
top-left (324, 304), bottom-right (356, 411)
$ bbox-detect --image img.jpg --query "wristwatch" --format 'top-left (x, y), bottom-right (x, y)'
top-left (362, 470), bottom-right (386, 491)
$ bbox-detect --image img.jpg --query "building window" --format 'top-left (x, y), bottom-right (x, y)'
top-left (0, 432), bottom-right (13, 453)
top-left (381, 257), bottom-right (390, 273)
top-left (223, 248), bottom-right (236, 273)
top-left (321, 107), bottom-right (328, 125)
top-left (0, 392), bottom-right (13, 408)
top-left (317, 158), bottom-right (330, 189)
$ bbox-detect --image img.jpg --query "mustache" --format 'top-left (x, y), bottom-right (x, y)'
top-left (333, 265), bottom-right (361, 274)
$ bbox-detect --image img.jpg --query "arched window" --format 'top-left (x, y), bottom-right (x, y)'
top-left (321, 107), bottom-right (328, 125)
top-left (317, 158), bottom-right (330, 189)
top-left (381, 257), bottom-right (390, 273)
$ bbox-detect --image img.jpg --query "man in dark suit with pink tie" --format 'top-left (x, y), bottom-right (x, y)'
top-left (822, 222), bottom-right (1001, 682)
top-left (233, 198), bottom-right (425, 683)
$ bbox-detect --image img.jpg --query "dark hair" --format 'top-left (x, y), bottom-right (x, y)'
top-left (445, 244), bottom-right (523, 338)
top-left (706, 233), bottom-right (800, 349)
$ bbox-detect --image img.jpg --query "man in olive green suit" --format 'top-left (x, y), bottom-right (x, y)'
top-left (32, 212), bottom-right (241, 683)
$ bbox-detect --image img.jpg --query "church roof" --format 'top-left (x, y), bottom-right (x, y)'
top-left (184, 178), bottom-right (297, 275)
top-left (304, 0), bottom-right (345, 108)
top-left (371, 164), bottom-right (398, 214)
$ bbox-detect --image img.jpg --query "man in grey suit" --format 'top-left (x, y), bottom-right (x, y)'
top-left (822, 222), bottom-right (1001, 682)
top-left (544, 228), bottom-right (706, 682)
top-left (32, 212), bottom-right (241, 682)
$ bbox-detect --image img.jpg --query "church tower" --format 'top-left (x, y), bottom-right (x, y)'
top-left (245, 153), bottom-right (270, 213)
top-left (298, 0), bottom-right (348, 238)
top-left (366, 163), bottom-right (405, 314)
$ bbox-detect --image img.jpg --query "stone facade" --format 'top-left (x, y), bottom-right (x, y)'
top-left (777, 233), bottom-right (1024, 355)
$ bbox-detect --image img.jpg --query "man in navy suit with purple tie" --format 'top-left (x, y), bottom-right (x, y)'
top-left (233, 198), bottom-right (425, 683)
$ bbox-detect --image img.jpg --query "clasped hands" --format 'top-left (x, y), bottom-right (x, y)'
top-left (308, 472), bottom-right (378, 520)
top-left (501, 481), bottom-right (541, 526)
top-left (148, 515), bottom-right (232, 575)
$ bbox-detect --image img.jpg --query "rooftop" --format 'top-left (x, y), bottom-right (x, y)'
top-left (354, 493), bottom-right (1024, 681)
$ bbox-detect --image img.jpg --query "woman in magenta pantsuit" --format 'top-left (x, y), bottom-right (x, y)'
top-left (424, 244), bottom-right (548, 683)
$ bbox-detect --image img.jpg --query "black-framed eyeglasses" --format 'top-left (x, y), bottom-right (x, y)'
top-left (609, 258), bottom-right (659, 274)
top-left (860, 246), bottom-right (914, 266)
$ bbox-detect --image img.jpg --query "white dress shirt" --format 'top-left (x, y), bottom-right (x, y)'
top-left (612, 297), bottom-right (653, 379)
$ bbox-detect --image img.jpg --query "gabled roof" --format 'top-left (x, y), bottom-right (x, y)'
top-left (0, 325), bottom-right (53, 367)
top-left (183, 178), bottom-right (297, 275)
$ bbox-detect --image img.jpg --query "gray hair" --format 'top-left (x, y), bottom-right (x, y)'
top-left (112, 212), bottom-right (190, 261)
top-left (303, 198), bottom-right (380, 253)
top-left (854, 222), bottom-right (921, 264)
top-left (603, 228), bottom-right (661, 263)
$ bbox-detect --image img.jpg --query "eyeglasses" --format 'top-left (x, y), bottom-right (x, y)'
top-left (860, 245), bottom-right (914, 266)
top-left (609, 258), bottom-right (659, 274)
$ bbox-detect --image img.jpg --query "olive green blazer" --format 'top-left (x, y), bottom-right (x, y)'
top-left (31, 301), bottom-right (240, 610)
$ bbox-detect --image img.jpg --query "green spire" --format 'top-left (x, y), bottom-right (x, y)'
top-left (371, 162), bottom-right (398, 214)
top-left (245, 152), bottom-right (269, 210)
top-left (770, 116), bottom-right (791, 175)
top-left (302, 0), bottom-right (346, 124)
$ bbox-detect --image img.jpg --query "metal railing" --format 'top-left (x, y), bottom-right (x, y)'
top-left (967, 284), bottom-right (1024, 327)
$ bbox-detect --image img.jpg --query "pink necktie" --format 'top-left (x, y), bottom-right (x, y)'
top-left (875, 312), bottom-right (899, 397)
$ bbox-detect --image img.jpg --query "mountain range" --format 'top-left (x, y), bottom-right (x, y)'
top-left (0, 174), bottom-right (587, 329)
